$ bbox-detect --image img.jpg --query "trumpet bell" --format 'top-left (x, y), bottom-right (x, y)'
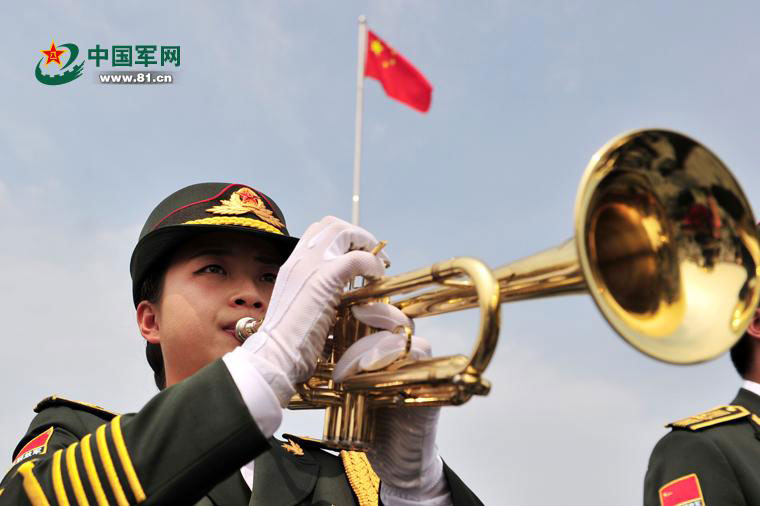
top-left (576, 129), bottom-right (759, 363)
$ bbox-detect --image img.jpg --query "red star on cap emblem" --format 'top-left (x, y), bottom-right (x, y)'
top-left (40, 40), bottom-right (66, 66)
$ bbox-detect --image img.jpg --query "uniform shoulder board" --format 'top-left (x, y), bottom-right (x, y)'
top-left (34, 395), bottom-right (117, 419)
top-left (667, 405), bottom-right (750, 430)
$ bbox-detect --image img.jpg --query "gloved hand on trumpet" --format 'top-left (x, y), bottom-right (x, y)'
top-left (223, 216), bottom-right (454, 505)
top-left (335, 302), bottom-right (452, 505)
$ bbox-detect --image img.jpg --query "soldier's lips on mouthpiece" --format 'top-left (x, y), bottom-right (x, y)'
top-left (222, 318), bottom-right (256, 339)
top-left (222, 322), bottom-right (240, 338)
top-left (223, 327), bottom-right (236, 338)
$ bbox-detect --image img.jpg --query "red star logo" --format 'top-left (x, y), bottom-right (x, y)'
top-left (40, 40), bottom-right (66, 66)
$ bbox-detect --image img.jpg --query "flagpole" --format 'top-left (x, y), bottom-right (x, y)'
top-left (352, 15), bottom-right (368, 226)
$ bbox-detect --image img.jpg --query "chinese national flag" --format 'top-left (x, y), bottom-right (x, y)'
top-left (364, 30), bottom-right (432, 113)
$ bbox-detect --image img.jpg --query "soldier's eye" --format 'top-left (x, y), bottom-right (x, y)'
top-left (198, 264), bottom-right (226, 275)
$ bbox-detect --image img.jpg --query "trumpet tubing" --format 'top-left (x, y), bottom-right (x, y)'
top-left (286, 129), bottom-right (760, 450)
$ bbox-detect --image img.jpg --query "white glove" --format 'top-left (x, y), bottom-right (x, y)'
top-left (332, 303), bottom-right (430, 381)
top-left (241, 216), bottom-right (388, 407)
top-left (333, 302), bottom-right (453, 505)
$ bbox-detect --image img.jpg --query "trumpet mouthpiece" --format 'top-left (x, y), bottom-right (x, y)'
top-left (235, 317), bottom-right (262, 343)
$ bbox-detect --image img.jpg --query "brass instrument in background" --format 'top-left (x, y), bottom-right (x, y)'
top-left (239, 129), bottom-right (760, 451)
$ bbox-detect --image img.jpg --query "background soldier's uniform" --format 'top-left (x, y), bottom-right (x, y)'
top-left (0, 360), bottom-right (482, 505)
top-left (644, 388), bottom-right (760, 505)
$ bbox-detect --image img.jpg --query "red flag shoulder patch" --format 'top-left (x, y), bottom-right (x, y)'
top-left (659, 473), bottom-right (704, 506)
top-left (13, 427), bottom-right (54, 465)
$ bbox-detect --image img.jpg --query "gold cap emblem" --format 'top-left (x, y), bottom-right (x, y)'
top-left (206, 187), bottom-right (285, 229)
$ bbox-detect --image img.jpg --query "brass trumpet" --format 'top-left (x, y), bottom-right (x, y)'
top-left (242, 129), bottom-right (760, 450)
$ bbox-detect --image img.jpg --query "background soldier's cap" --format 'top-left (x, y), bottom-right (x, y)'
top-left (130, 182), bottom-right (299, 305)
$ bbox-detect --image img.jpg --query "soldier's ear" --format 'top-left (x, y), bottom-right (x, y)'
top-left (136, 300), bottom-right (161, 344)
top-left (748, 308), bottom-right (760, 339)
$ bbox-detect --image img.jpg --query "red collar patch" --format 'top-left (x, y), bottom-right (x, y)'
top-left (13, 427), bottom-right (54, 465)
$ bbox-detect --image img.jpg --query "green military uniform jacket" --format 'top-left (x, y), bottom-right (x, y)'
top-left (0, 359), bottom-right (482, 505)
top-left (644, 388), bottom-right (760, 505)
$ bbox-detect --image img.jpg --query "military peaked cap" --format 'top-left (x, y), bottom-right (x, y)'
top-left (130, 182), bottom-right (299, 304)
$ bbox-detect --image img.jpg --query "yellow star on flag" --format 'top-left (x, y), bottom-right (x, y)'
top-left (370, 40), bottom-right (384, 56)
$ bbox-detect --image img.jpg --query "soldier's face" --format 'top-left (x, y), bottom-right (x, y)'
top-left (137, 231), bottom-right (282, 387)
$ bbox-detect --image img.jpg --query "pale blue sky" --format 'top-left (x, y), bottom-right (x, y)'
top-left (2, 2), bottom-right (760, 504)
